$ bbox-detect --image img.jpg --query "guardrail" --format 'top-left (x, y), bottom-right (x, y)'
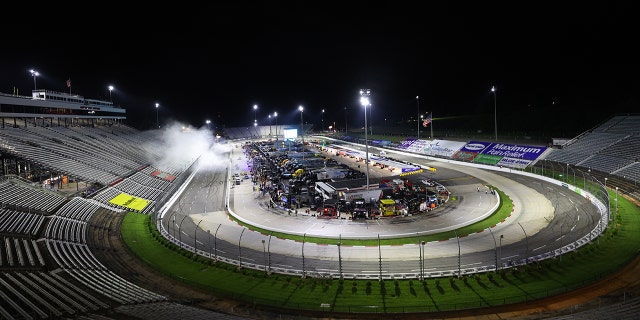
top-left (155, 138), bottom-right (609, 281)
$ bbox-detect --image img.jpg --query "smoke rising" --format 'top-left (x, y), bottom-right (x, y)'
top-left (145, 120), bottom-right (232, 173)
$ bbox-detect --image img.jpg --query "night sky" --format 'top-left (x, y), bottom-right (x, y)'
top-left (1, 3), bottom-right (638, 137)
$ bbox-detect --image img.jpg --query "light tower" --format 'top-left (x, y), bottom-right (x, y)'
top-left (253, 104), bottom-right (258, 127)
top-left (298, 105), bottom-right (304, 144)
top-left (155, 103), bottom-right (160, 129)
top-left (344, 107), bottom-right (348, 133)
top-left (360, 89), bottom-right (371, 189)
top-left (416, 96), bottom-right (420, 139)
top-left (274, 112), bottom-right (278, 140)
top-left (29, 69), bottom-right (39, 90)
top-left (491, 86), bottom-right (497, 141)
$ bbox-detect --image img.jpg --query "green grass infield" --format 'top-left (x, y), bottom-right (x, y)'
top-left (121, 189), bottom-right (640, 314)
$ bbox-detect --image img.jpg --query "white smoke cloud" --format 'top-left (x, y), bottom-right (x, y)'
top-left (145, 120), bottom-right (232, 173)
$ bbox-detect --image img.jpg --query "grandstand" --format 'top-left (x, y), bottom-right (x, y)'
top-left (0, 89), bottom-right (245, 319)
top-left (0, 120), bottom-right (246, 318)
top-left (542, 114), bottom-right (640, 199)
top-left (1, 88), bottom-right (639, 319)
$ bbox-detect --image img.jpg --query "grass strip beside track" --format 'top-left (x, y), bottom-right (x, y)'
top-left (121, 191), bottom-right (640, 314)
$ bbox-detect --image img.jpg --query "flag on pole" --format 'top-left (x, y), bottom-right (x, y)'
top-left (423, 112), bottom-right (432, 127)
top-left (66, 79), bottom-right (71, 88)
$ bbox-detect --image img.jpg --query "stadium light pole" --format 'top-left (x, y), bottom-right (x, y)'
top-left (268, 114), bottom-right (272, 136)
top-left (155, 103), bottom-right (160, 129)
top-left (360, 89), bottom-right (371, 190)
top-left (416, 96), bottom-right (420, 139)
top-left (253, 104), bottom-right (258, 127)
top-left (206, 120), bottom-right (211, 131)
top-left (298, 105), bottom-right (304, 144)
top-left (491, 86), bottom-right (497, 141)
top-left (344, 107), bottom-right (348, 133)
top-left (368, 103), bottom-right (373, 135)
top-left (274, 112), bottom-right (278, 140)
top-left (29, 69), bottom-right (39, 90)
top-left (430, 111), bottom-right (434, 139)
top-left (322, 109), bottom-right (325, 133)
top-left (108, 85), bottom-right (114, 102)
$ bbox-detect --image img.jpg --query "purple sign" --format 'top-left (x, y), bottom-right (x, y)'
top-left (398, 138), bottom-right (417, 150)
top-left (460, 141), bottom-right (547, 161)
top-left (482, 143), bottom-right (547, 161)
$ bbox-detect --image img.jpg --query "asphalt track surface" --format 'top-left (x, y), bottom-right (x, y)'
top-left (159, 141), bottom-right (603, 279)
